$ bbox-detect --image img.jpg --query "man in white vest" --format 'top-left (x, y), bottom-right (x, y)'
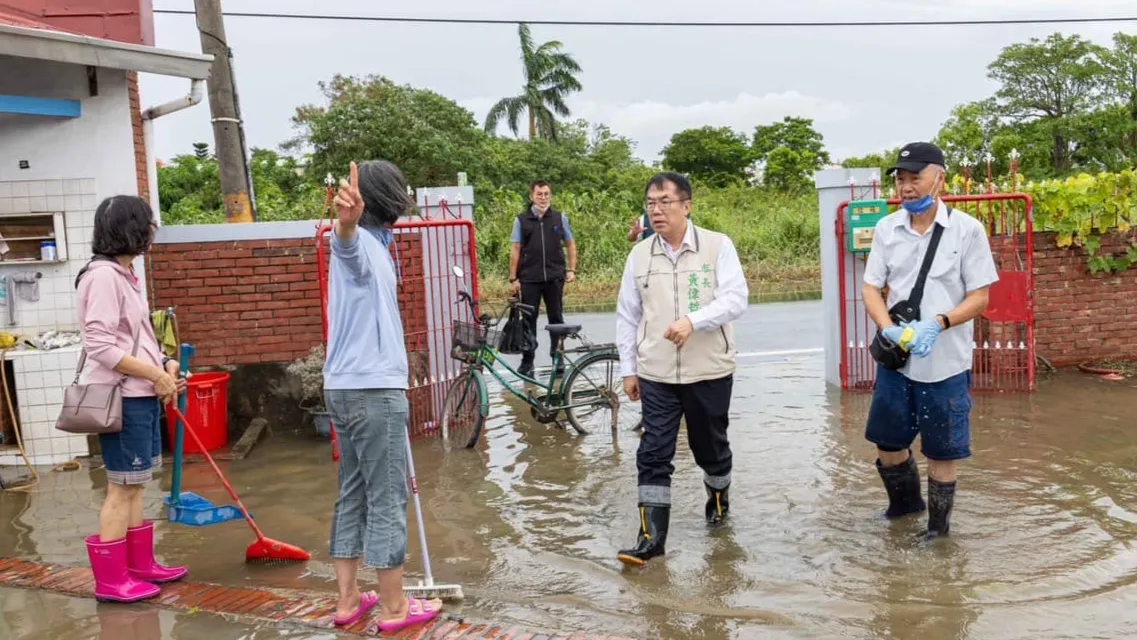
top-left (614, 172), bottom-right (749, 566)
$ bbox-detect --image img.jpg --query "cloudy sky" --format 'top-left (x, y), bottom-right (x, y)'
top-left (139, 0), bottom-right (1134, 175)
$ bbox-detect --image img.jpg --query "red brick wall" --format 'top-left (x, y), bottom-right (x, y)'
top-left (1030, 230), bottom-right (1137, 366)
top-left (148, 238), bottom-right (323, 365)
top-left (146, 233), bottom-right (432, 368)
top-left (147, 232), bottom-right (437, 431)
top-left (127, 72), bottom-right (149, 199)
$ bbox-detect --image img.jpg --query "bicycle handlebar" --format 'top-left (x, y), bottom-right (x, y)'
top-left (455, 290), bottom-right (534, 326)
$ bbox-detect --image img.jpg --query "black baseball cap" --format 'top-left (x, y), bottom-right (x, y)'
top-left (886, 142), bottom-right (945, 175)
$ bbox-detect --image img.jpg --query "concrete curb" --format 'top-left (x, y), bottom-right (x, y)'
top-left (0, 557), bottom-right (636, 639)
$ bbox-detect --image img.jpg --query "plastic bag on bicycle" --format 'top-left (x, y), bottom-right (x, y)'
top-left (498, 302), bottom-right (537, 355)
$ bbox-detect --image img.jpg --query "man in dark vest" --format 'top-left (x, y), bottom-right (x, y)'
top-left (509, 180), bottom-right (578, 378)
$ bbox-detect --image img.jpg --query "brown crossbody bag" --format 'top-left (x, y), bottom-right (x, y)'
top-left (55, 316), bottom-right (143, 435)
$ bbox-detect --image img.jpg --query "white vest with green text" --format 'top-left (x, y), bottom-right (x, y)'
top-left (631, 225), bottom-right (737, 384)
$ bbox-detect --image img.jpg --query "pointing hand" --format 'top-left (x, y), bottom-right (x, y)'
top-left (334, 161), bottom-right (365, 228)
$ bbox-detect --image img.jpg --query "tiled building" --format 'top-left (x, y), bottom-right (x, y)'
top-left (0, 3), bottom-right (211, 466)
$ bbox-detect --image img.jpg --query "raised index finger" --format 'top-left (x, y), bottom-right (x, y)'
top-left (349, 161), bottom-right (359, 188)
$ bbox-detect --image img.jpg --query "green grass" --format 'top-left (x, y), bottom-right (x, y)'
top-left (480, 265), bottom-right (820, 313)
top-left (473, 184), bottom-right (821, 310)
top-left (161, 180), bottom-right (824, 310)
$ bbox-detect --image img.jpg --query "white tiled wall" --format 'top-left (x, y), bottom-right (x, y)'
top-left (0, 347), bottom-right (87, 466)
top-left (0, 178), bottom-right (97, 335)
top-left (0, 178), bottom-right (98, 466)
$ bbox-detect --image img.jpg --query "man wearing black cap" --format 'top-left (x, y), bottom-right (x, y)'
top-left (861, 141), bottom-right (999, 539)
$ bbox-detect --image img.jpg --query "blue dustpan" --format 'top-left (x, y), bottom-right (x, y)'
top-left (165, 491), bottom-right (249, 527)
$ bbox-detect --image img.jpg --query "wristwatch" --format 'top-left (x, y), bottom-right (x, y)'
top-left (937, 313), bottom-right (951, 329)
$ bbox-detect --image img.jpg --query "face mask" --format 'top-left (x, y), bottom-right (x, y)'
top-left (900, 174), bottom-right (941, 214)
top-left (901, 195), bottom-right (935, 214)
top-left (368, 227), bottom-right (394, 247)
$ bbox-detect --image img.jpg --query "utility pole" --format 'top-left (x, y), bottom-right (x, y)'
top-left (194, 0), bottom-right (255, 223)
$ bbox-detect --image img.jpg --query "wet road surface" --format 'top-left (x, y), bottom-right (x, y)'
top-left (0, 585), bottom-right (354, 639)
top-left (4, 300), bottom-right (1137, 639)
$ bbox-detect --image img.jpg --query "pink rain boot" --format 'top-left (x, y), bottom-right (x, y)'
top-left (85, 535), bottom-right (161, 603)
top-left (126, 521), bottom-right (188, 583)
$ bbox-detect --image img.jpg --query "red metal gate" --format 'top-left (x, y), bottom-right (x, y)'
top-left (315, 197), bottom-right (481, 441)
top-left (836, 193), bottom-right (1035, 392)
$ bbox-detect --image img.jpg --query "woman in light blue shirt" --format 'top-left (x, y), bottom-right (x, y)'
top-left (324, 160), bottom-right (443, 632)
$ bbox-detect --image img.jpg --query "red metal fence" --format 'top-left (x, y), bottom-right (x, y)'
top-left (836, 193), bottom-right (1036, 392)
top-left (316, 207), bottom-right (481, 442)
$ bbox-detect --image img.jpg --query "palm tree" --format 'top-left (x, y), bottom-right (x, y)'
top-left (484, 23), bottom-right (583, 142)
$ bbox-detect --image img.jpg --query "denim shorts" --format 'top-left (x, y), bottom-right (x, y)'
top-left (99, 396), bottom-right (163, 485)
top-left (865, 365), bottom-right (973, 461)
top-left (324, 388), bottom-right (409, 570)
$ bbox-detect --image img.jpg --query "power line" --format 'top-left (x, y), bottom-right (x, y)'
top-left (151, 9), bottom-right (1137, 28)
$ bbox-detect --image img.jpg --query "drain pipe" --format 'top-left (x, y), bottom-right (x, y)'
top-left (139, 79), bottom-right (205, 301)
top-left (141, 79), bottom-right (205, 224)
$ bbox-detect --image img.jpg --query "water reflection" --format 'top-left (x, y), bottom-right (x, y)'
top-left (3, 352), bottom-right (1137, 639)
top-left (96, 605), bottom-right (162, 640)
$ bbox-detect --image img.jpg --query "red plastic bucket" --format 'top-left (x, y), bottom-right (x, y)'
top-left (166, 371), bottom-right (230, 454)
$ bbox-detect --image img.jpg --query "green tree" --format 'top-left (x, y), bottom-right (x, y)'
top-left (158, 148), bottom-right (326, 223)
top-left (934, 100), bottom-right (1000, 165)
top-left (752, 116), bottom-right (831, 193)
top-left (192, 142), bottom-right (210, 160)
top-left (840, 150), bottom-right (892, 172)
top-left (247, 148), bottom-right (326, 221)
top-left (474, 120), bottom-right (649, 198)
top-left (986, 33), bottom-right (1108, 172)
top-left (286, 74), bottom-right (486, 189)
top-left (157, 152), bottom-right (221, 221)
top-left (484, 23), bottom-right (583, 142)
top-left (1101, 32), bottom-right (1137, 158)
top-left (660, 126), bottom-right (751, 186)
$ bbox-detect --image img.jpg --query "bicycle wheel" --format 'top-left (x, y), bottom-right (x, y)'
top-left (440, 369), bottom-right (489, 449)
top-left (563, 351), bottom-right (641, 435)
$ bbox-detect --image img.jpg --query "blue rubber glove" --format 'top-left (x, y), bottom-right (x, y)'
top-left (881, 324), bottom-right (907, 346)
top-left (908, 319), bottom-right (942, 357)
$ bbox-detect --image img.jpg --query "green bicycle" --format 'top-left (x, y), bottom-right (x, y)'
top-left (440, 265), bottom-right (641, 449)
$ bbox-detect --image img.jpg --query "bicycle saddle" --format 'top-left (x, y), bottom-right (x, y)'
top-left (545, 324), bottom-right (582, 338)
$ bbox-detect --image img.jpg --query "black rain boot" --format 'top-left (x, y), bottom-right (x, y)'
top-left (705, 483), bottom-right (730, 527)
top-left (876, 452), bottom-right (927, 519)
top-left (617, 504), bottom-right (669, 566)
top-left (518, 353), bottom-right (535, 378)
top-left (924, 477), bottom-right (956, 539)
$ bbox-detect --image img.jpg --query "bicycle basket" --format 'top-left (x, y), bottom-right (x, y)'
top-left (451, 321), bottom-right (503, 354)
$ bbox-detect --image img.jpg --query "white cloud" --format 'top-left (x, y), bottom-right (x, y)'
top-left (463, 91), bottom-right (856, 161)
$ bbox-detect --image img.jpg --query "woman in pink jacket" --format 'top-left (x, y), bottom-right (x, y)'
top-left (76, 195), bottom-right (187, 603)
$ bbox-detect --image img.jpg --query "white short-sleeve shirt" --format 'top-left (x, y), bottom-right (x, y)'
top-left (862, 200), bottom-right (1000, 383)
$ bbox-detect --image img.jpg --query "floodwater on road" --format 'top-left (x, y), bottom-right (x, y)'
top-left (4, 301), bottom-right (1137, 639)
top-left (0, 586), bottom-right (350, 639)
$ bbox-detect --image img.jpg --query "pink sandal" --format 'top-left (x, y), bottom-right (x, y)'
top-left (376, 597), bottom-right (441, 633)
top-left (333, 591), bottom-right (379, 626)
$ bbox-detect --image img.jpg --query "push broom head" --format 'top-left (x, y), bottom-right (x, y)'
top-left (246, 537), bottom-right (311, 564)
top-left (403, 582), bottom-right (464, 602)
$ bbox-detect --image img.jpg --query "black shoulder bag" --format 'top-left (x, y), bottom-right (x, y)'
top-left (498, 298), bottom-right (537, 355)
top-left (869, 209), bottom-right (950, 371)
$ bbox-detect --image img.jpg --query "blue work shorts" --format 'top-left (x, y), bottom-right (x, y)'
top-left (864, 365), bottom-right (973, 461)
top-left (98, 396), bottom-right (163, 485)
